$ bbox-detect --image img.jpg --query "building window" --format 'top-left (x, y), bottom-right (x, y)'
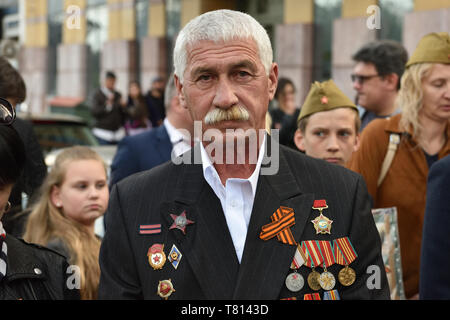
top-left (379, 0), bottom-right (413, 42)
top-left (85, 0), bottom-right (108, 98)
top-left (313, 0), bottom-right (341, 81)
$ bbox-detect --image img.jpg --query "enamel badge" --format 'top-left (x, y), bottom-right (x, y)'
top-left (311, 200), bottom-right (333, 234)
top-left (168, 244), bottom-right (182, 270)
top-left (147, 243), bottom-right (166, 270)
top-left (157, 279), bottom-right (175, 300)
top-left (170, 210), bottom-right (194, 235)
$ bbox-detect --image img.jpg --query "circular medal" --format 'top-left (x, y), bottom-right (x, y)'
top-left (285, 272), bottom-right (304, 292)
top-left (338, 265), bottom-right (356, 286)
top-left (319, 271), bottom-right (336, 291)
top-left (157, 279), bottom-right (175, 299)
top-left (307, 270), bottom-right (321, 291)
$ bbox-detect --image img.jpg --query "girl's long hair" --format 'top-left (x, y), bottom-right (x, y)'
top-left (23, 146), bottom-right (107, 300)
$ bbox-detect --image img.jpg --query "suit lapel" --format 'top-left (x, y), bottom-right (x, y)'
top-left (160, 147), bottom-right (239, 299)
top-left (233, 146), bottom-right (314, 299)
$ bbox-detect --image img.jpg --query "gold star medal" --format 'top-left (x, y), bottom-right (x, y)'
top-left (311, 199), bottom-right (333, 234)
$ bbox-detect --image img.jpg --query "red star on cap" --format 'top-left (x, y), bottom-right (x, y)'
top-left (170, 211), bottom-right (194, 235)
top-left (321, 96), bottom-right (328, 104)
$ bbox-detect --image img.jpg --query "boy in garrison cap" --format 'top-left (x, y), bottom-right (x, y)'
top-left (294, 80), bottom-right (361, 166)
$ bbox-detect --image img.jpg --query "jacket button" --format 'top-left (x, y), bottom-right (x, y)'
top-left (34, 268), bottom-right (42, 275)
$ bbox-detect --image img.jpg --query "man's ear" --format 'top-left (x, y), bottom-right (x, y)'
top-left (268, 63), bottom-right (279, 100)
top-left (294, 129), bottom-right (306, 152)
top-left (174, 74), bottom-right (188, 109)
top-left (383, 73), bottom-right (399, 91)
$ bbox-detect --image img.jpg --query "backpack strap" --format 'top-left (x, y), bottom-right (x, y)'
top-left (377, 133), bottom-right (401, 187)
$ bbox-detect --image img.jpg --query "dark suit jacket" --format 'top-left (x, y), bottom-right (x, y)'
top-left (109, 125), bottom-right (173, 186)
top-left (99, 138), bottom-right (389, 300)
top-left (420, 155), bottom-right (450, 299)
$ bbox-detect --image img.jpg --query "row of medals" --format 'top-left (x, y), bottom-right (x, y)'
top-left (285, 265), bottom-right (356, 292)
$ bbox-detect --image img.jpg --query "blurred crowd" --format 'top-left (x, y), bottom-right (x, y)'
top-left (0, 28), bottom-right (449, 300)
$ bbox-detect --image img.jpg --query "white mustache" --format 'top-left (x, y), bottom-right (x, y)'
top-left (204, 105), bottom-right (250, 125)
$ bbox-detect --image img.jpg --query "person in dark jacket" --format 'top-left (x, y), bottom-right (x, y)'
top-left (420, 155), bottom-right (450, 299)
top-left (0, 123), bottom-right (79, 300)
top-left (91, 71), bottom-right (126, 145)
top-left (0, 57), bottom-right (47, 238)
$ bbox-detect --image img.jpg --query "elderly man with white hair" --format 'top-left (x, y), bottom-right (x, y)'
top-left (99, 9), bottom-right (389, 300)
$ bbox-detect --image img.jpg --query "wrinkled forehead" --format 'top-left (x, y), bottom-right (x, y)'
top-left (185, 37), bottom-right (261, 62)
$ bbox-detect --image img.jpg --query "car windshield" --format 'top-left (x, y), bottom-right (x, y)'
top-left (33, 122), bottom-right (99, 154)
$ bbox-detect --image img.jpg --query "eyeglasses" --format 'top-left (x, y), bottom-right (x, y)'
top-left (351, 74), bottom-right (381, 85)
top-left (0, 98), bottom-right (16, 125)
top-left (2, 201), bottom-right (11, 214)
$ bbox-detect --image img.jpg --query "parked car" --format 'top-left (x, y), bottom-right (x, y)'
top-left (17, 112), bottom-right (116, 169)
top-left (17, 112), bottom-right (117, 238)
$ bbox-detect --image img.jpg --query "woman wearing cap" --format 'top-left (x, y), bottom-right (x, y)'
top-left (348, 32), bottom-right (450, 299)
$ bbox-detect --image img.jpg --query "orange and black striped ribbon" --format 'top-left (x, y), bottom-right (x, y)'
top-left (260, 206), bottom-right (296, 245)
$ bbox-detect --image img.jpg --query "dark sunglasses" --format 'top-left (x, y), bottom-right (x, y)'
top-left (0, 97), bottom-right (16, 125)
top-left (350, 74), bottom-right (381, 84)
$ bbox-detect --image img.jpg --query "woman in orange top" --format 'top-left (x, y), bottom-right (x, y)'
top-left (348, 32), bottom-right (450, 299)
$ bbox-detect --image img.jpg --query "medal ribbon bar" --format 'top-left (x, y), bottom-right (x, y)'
top-left (317, 240), bottom-right (336, 268)
top-left (290, 244), bottom-right (308, 269)
top-left (302, 241), bottom-right (324, 268)
top-left (304, 293), bottom-right (321, 300)
top-left (333, 237), bottom-right (357, 265)
top-left (323, 290), bottom-right (340, 300)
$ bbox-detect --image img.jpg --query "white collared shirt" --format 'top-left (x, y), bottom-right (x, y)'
top-left (200, 134), bottom-right (266, 263)
top-left (164, 118), bottom-right (191, 157)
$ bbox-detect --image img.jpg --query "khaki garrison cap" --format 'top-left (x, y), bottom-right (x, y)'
top-left (406, 32), bottom-right (450, 68)
top-left (298, 79), bottom-right (357, 122)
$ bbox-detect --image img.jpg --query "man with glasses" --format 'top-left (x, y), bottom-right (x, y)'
top-left (351, 40), bottom-right (408, 131)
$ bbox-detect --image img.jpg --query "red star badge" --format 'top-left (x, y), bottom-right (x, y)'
top-left (321, 96), bottom-right (328, 104)
top-left (170, 211), bottom-right (194, 235)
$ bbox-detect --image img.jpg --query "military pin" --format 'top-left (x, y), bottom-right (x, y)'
top-left (285, 272), bottom-right (304, 292)
top-left (319, 270), bottom-right (336, 291)
top-left (311, 200), bottom-right (333, 234)
top-left (147, 243), bottom-right (166, 270)
top-left (307, 269), bottom-right (321, 291)
top-left (338, 265), bottom-right (356, 287)
top-left (170, 210), bottom-right (194, 235)
top-left (168, 244), bottom-right (182, 270)
top-left (157, 279), bottom-right (175, 300)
